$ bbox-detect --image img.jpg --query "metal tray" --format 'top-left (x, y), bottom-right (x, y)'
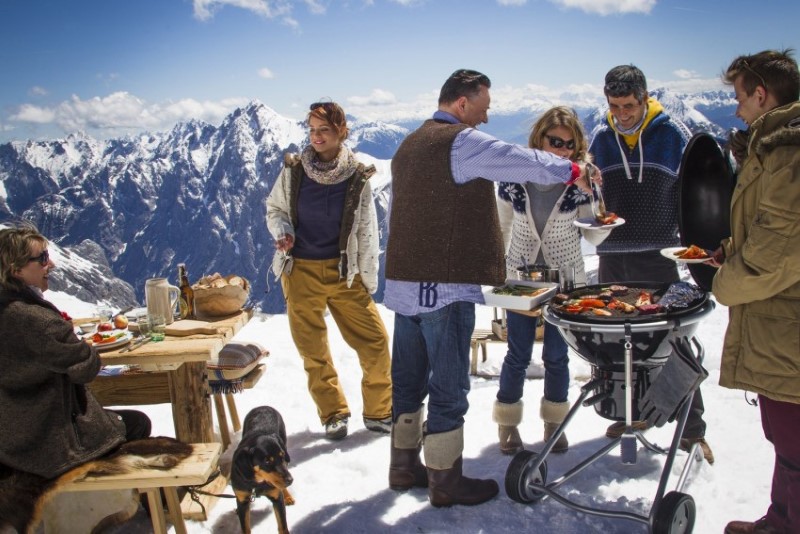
top-left (482, 279), bottom-right (558, 311)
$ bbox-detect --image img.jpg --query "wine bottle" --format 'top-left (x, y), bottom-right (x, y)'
top-left (177, 263), bottom-right (195, 319)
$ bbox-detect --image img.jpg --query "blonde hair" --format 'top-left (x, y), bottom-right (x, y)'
top-left (528, 106), bottom-right (590, 163)
top-left (0, 223), bottom-right (48, 292)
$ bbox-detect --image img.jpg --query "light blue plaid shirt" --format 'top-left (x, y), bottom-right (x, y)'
top-left (384, 111), bottom-right (575, 316)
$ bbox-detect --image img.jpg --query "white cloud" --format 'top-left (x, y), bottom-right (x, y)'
top-left (10, 104), bottom-right (56, 123)
top-left (673, 68), bottom-right (699, 80)
top-left (549, 0), bottom-right (656, 16)
top-left (7, 92), bottom-right (250, 138)
top-left (258, 67), bottom-right (275, 79)
top-left (347, 89), bottom-right (398, 107)
top-left (497, 0), bottom-right (527, 6)
top-left (192, 0), bottom-right (293, 21)
top-left (29, 86), bottom-right (48, 97)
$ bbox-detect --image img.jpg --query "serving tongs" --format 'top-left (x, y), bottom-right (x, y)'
top-left (585, 163), bottom-right (606, 218)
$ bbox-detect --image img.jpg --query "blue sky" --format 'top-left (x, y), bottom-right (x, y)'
top-left (1, 0), bottom-right (798, 142)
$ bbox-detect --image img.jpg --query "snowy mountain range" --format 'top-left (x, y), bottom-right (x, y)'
top-left (0, 89), bottom-right (737, 313)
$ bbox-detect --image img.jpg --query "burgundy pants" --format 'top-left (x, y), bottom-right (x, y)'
top-left (760, 395), bottom-right (800, 533)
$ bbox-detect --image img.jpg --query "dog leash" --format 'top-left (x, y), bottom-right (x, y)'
top-left (185, 469), bottom-right (240, 517)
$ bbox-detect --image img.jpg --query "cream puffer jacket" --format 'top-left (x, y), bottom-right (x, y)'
top-left (266, 154), bottom-right (381, 294)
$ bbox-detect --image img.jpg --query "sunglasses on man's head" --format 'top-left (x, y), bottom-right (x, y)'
top-left (28, 249), bottom-right (50, 266)
top-left (546, 135), bottom-right (576, 150)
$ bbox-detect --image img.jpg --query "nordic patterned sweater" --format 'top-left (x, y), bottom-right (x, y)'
top-left (589, 100), bottom-right (691, 255)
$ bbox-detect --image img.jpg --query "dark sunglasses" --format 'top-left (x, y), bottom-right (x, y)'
top-left (546, 135), bottom-right (576, 151)
top-left (28, 249), bottom-right (50, 266)
top-left (309, 101), bottom-right (336, 112)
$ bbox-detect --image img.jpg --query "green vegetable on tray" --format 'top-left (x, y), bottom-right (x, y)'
top-left (492, 285), bottom-right (549, 297)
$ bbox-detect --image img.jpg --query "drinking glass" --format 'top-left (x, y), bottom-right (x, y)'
top-left (136, 312), bottom-right (152, 338)
top-left (149, 313), bottom-right (166, 342)
top-left (96, 305), bottom-right (113, 324)
top-left (559, 263), bottom-right (576, 293)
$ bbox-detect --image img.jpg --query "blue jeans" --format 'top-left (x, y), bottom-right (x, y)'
top-left (497, 311), bottom-right (569, 405)
top-left (391, 301), bottom-right (475, 435)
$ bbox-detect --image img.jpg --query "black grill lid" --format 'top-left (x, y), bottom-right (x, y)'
top-left (678, 133), bottom-right (736, 291)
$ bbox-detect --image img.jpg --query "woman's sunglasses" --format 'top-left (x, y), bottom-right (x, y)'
top-left (546, 135), bottom-right (576, 150)
top-left (309, 102), bottom-right (336, 112)
top-left (28, 249), bottom-right (50, 266)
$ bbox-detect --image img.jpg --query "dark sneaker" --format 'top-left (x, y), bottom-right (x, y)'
top-left (325, 417), bottom-right (348, 440)
top-left (680, 437), bottom-right (715, 465)
top-left (364, 417), bottom-right (392, 434)
top-left (724, 516), bottom-right (779, 534)
top-left (605, 420), bottom-right (649, 439)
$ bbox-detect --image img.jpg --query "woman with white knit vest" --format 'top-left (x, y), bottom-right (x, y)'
top-left (266, 101), bottom-right (392, 441)
top-left (492, 106), bottom-right (613, 454)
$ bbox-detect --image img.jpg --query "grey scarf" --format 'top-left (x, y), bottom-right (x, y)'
top-left (300, 144), bottom-right (359, 185)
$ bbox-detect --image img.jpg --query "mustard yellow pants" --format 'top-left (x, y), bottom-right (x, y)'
top-left (282, 257), bottom-right (392, 424)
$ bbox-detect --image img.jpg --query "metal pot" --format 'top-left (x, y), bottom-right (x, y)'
top-left (513, 264), bottom-right (559, 284)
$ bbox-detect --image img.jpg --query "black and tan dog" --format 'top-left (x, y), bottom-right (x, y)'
top-left (231, 405), bottom-right (294, 534)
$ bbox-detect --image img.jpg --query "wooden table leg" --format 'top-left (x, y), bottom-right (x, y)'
top-left (168, 362), bottom-right (213, 443)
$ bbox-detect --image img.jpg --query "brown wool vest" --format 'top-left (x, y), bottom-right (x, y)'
top-left (386, 119), bottom-right (505, 286)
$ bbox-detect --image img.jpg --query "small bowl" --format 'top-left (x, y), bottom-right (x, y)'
top-left (79, 323), bottom-right (98, 334)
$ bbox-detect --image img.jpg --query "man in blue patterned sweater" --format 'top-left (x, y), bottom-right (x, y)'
top-left (589, 64), bottom-right (714, 463)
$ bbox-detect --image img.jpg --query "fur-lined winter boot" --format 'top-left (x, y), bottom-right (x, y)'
top-left (492, 400), bottom-right (524, 455)
top-left (423, 427), bottom-right (499, 507)
top-left (389, 405), bottom-right (428, 491)
top-left (540, 398), bottom-right (570, 453)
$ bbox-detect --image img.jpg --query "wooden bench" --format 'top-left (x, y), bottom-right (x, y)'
top-left (470, 308), bottom-right (544, 376)
top-left (61, 442), bottom-right (221, 534)
top-left (470, 329), bottom-right (506, 375)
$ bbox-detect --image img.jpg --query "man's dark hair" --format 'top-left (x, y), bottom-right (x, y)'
top-left (603, 65), bottom-right (648, 104)
top-left (723, 49), bottom-right (799, 107)
top-left (438, 69), bottom-right (491, 105)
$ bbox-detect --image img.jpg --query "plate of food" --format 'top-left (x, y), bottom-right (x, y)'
top-left (661, 245), bottom-right (712, 264)
top-left (82, 330), bottom-right (133, 351)
top-left (574, 215), bottom-right (625, 229)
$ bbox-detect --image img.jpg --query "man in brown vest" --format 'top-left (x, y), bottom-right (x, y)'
top-left (384, 69), bottom-right (595, 507)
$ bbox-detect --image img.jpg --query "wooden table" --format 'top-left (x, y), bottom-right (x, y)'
top-left (88, 310), bottom-right (252, 444)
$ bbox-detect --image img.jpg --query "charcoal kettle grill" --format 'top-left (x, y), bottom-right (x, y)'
top-left (505, 133), bottom-right (734, 534)
top-left (505, 283), bottom-right (713, 533)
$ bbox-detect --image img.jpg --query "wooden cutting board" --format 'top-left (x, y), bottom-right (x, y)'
top-left (165, 320), bottom-right (220, 337)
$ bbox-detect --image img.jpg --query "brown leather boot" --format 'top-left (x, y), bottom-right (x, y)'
top-left (724, 517), bottom-right (779, 533)
top-left (427, 457), bottom-right (499, 507)
top-left (541, 398), bottom-right (569, 453)
top-left (492, 400), bottom-right (523, 455)
top-left (389, 406), bottom-right (428, 491)
top-left (424, 427), bottom-right (499, 507)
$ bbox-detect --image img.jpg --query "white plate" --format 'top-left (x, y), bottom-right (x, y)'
top-left (660, 246), bottom-right (712, 264)
top-left (573, 216), bottom-right (626, 229)
top-left (83, 330), bottom-right (133, 351)
top-left (124, 307), bottom-right (147, 321)
top-left (483, 280), bottom-right (559, 311)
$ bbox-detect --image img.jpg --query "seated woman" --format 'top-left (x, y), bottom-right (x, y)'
top-left (0, 223), bottom-right (151, 480)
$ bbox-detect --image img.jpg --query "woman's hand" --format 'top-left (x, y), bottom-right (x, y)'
top-left (275, 234), bottom-right (294, 252)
